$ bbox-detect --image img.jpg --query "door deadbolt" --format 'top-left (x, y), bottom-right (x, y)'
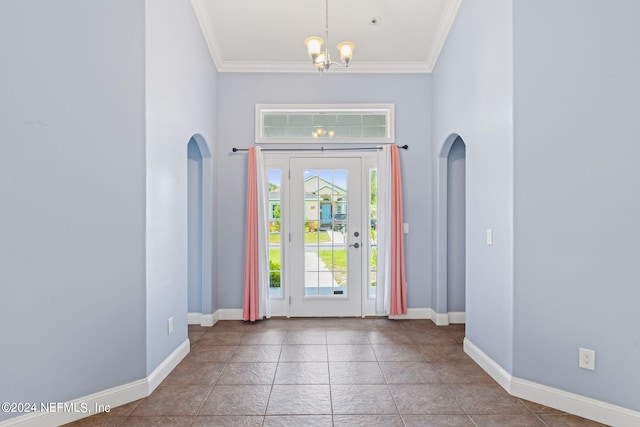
top-left (353, 231), bottom-right (359, 237)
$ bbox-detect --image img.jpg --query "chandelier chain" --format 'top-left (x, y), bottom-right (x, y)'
top-left (325, 0), bottom-right (330, 66)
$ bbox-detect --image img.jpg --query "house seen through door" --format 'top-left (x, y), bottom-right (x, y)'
top-left (266, 154), bottom-right (379, 317)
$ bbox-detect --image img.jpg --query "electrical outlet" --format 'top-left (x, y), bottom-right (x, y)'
top-left (579, 347), bottom-right (595, 371)
top-left (168, 317), bottom-right (174, 335)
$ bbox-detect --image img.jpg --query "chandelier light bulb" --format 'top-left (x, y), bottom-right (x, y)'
top-left (305, 36), bottom-right (324, 63)
top-left (337, 41), bottom-right (355, 65)
top-left (314, 51), bottom-right (327, 72)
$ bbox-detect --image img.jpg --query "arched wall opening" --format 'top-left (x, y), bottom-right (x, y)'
top-left (435, 134), bottom-right (467, 325)
top-left (447, 137), bottom-right (466, 317)
top-left (187, 134), bottom-right (214, 325)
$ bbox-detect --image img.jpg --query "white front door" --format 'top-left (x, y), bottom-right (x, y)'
top-left (288, 157), bottom-right (363, 317)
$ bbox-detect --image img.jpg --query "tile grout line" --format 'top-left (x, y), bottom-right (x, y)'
top-left (259, 343), bottom-right (281, 426)
top-left (442, 381), bottom-right (479, 427)
top-left (325, 328), bottom-right (336, 422)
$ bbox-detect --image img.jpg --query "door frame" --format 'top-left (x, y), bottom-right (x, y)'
top-left (264, 151), bottom-right (377, 318)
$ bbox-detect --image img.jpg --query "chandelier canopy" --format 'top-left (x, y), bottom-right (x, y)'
top-left (304, 0), bottom-right (355, 72)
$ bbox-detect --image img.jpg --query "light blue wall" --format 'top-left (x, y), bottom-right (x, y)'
top-left (432, 0), bottom-right (514, 371)
top-left (187, 139), bottom-right (204, 312)
top-left (144, 0), bottom-right (218, 373)
top-left (0, 0), bottom-right (146, 421)
top-left (0, 1), bottom-right (218, 415)
top-left (513, 0), bottom-right (640, 411)
top-left (216, 73), bottom-right (432, 310)
top-left (447, 137), bottom-right (466, 312)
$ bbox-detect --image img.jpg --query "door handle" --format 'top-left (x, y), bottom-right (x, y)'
top-left (349, 242), bottom-right (360, 248)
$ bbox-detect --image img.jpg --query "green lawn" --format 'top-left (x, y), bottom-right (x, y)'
top-left (318, 249), bottom-right (347, 285)
top-left (269, 249), bottom-right (281, 288)
top-left (318, 249), bottom-right (347, 270)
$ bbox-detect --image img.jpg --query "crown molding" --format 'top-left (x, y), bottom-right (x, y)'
top-left (191, 0), bottom-right (224, 70)
top-left (425, 0), bottom-right (463, 71)
top-left (215, 61), bottom-right (432, 74)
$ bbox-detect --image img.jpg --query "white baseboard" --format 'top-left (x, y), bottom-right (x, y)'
top-left (511, 377), bottom-right (640, 427)
top-left (389, 307), bottom-right (433, 320)
top-left (427, 311), bottom-right (466, 326)
top-left (216, 308), bottom-right (243, 320)
top-left (147, 339), bottom-right (190, 393)
top-left (464, 338), bottom-right (513, 392)
top-left (188, 312), bottom-right (217, 327)
top-left (205, 311), bottom-right (218, 326)
top-left (187, 312), bottom-right (202, 324)
top-left (448, 311), bottom-right (466, 324)
top-left (204, 307), bottom-right (461, 326)
top-left (390, 309), bottom-right (465, 326)
top-left (464, 338), bottom-right (640, 427)
top-left (431, 311), bottom-right (450, 326)
top-left (206, 308), bottom-right (461, 327)
top-left (0, 339), bottom-right (190, 427)
top-left (0, 379), bottom-right (149, 427)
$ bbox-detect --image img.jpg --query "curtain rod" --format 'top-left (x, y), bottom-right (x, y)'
top-left (231, 144), bottom-right (408, 153)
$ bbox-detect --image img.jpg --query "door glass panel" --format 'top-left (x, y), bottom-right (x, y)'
top-left (268, 169), bottom-right (283, 298)
top-left (303, 169), bottom-right (348, 297)
top-left (369, 168), bottom-right (378, 298)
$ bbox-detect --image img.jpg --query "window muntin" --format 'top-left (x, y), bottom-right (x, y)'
top-left (256, 104), bottom-right (395, 144)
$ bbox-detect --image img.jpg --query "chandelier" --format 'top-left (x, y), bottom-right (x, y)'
top-left (304, 0), bottom-right (355, 72)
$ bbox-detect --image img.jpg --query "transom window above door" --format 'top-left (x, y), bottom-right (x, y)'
top-left (255, 104), bottom-right (395, 144)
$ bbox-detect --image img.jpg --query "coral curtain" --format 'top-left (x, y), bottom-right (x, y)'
top-left (389, 145), bottom-right (407, 315)
top-left (243, 147), bottom-right (270, 321)
top-left (375, 145), bottom-right (407, 316)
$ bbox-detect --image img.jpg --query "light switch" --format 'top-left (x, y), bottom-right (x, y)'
top-left (486, 229), bottom-right (493, 246)
top-left (403, 223), bottom-right (409, 234)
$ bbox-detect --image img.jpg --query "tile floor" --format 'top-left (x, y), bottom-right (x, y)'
top-left (66, 318), bottom-right (607, 426)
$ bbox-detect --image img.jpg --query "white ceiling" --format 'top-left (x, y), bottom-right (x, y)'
top-left (191, 0), bottom-right (462, 73)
